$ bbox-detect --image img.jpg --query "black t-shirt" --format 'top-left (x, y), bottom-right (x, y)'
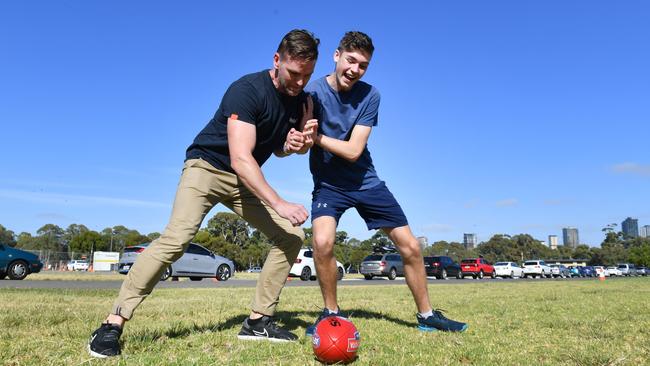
top-left (186, 70), bottom-right (304, 172)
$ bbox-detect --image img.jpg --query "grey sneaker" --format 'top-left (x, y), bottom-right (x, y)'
top-left (237, 316), bottom-right (298, 343)
top-left (87, 323), bottom-right (122, 358)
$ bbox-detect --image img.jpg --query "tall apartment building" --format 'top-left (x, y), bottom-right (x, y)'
top-left (562, 227), bottom-right (579, 248)
top-left (548, 235), bottom-right (558, 250)
top-left (463, 233), bottom-right (477, 249)
top-left (640, 225), bottom-right (650, 238)
top-left (622, 217), bottom-right (639, 238)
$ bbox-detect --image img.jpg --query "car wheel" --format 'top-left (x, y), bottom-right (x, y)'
top-left (363, 274), bottom-right (373, 280)
top-left (189, 277), bottom-right (203, 281)
top-left (300, 266), bottom-right (312, 281)
top-left (7, 261), bottom-right (28, 280)
top-left (388, 268), bottom-right (397, 280)
top-left (160, 266), bottom-right (172, 281)
top-left (456, 271), bottom-right (463, 279)
top-left (510, 271), bottom-right (514, 279)
top-left (337, 267), bottom-right (344, 281)
top-left (216, 264), bottom-right (231, 281)
top-left (478, 270), bottom-right (484, 279)
top-left (491, 270), bottom-right (496, 279)
top-left (440, 269), bottom-right (447, 280)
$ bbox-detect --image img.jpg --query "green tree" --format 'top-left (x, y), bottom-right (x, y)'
top-left (68, 231), bottom-right (103, 256)
top-left (629, 243), bottom-right (650, 267)
top-left (0, 224), bottom-right (17, 247)
top-left (147, 232), bottom-right (161, 241)
top-left (37, 224), bottom-right (66, 252)
top-left (207, 212), bottom-right (250, 247)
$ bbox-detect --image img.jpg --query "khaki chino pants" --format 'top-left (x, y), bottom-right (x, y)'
top-left (112, 158), bottom-right (304, 319)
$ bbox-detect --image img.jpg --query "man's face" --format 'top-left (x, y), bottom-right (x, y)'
top-left (273, 53), bottom-right (316, 96)
top-left (332, 49), bottom-right (371, 91)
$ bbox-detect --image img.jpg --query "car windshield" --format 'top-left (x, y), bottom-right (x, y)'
top-left (364, 255), bottom-right (383, 261)
top-left (524, 261), bottom-right (538, 265)
top-left (618, 265), bottom-right (627, 268)
top-left (494, 262), bottom-right (508, 266)
top-left (124, 247), bottom-right (146, 253)
top-left (461, 259), bottom-right (476, 264)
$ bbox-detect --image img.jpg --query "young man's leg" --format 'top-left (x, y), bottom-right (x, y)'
top-left (312, 216), bottom-right (339, 311)
top-left (88, 159), bottom-right (225, 357)
top-left (224, 187), bottom-right (304, 341)
top-left (382, 225), bottom-right (431, 312)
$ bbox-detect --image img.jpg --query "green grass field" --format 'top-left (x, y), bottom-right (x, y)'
top-left (2, 278), bottom-right (649, 365)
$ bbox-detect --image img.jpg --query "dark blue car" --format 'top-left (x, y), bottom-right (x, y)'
top-left (0, 244), bottom-right (43, 280)
top-left (582, 266), bottom-right (596, 277)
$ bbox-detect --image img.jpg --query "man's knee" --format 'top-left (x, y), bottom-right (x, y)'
top-left (400, 239), bottom-right (423, 262)
top-left (312, 233), bottom-right (335, 258)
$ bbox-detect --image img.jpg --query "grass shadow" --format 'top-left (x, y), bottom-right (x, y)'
top-left (127, 309), bottom-right (416, 342)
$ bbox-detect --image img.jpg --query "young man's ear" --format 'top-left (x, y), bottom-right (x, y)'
top-left (333, 49), bottom-right (341, 63)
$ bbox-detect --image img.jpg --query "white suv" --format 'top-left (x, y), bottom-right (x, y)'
top-left (522, 260), bottom-right (552, 278)
top-left (289, 248), bottom-right (345, 281)
top-left (67, 260), bottom-right (89, 271)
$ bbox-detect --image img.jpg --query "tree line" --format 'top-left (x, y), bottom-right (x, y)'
top-left (1, 216), bottom-right (649, 270)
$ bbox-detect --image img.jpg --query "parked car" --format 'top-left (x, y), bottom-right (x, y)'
top-left (460, 258), bottom-right (496, 279)
top-left (636, 266), bottom-right (648, 276)
top-left (549, 264), bottom-right (571, 278)
top-left (583, 266), bottom-right (597, 277)
top-left (617, 263), bottom-right (635, 276)
top-left (0, 244), bottom-right (43, 280)
top-left (568, 266), bottom-right (582, 277)
top-left (493, 261), bottom-right (524, 278)
top-left (246, 266), bottom-right (262, 273)
top-left (67, 260), bottom-right (89, 271)
top-left (118, 242), bottom-right (234, 281)
top-left (522, 260), bottom-right (552, 278)
top-left (289, 248), bottom-right (345, 281)
top-left (593, 266), bottom-right (610, 277)
top-left (360, 252), bottom-right (404, 280)
top-left (423, 256), bottom-right (461, 279)
top-left (606, 266), bottom-right (622, 276)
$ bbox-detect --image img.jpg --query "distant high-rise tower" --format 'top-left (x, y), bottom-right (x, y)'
top-left (641, 225), bottom-right (650, 238)
top-left (562, 227), bottom-right (579, 248)
top-left (548, 235), bottom-right (558, 250)
top-left (417, 236), bottom-right (428, 250)
top-left (622, 217), bottom-right (639, 238)
top-left (463, 233), bottom-right (477, 249)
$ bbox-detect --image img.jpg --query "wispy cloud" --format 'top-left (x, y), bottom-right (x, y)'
top-left (0, 189), bottom-right (169, 208)
top-left (496, 198), bottom-right (518, 207)
top-left (611, 162), bottom-right (650, 177)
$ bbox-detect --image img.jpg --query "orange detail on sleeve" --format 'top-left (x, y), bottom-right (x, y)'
top-left (229, 113), bottom-right (239, 121)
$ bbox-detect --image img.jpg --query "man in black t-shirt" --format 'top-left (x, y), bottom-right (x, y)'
top-left (88, 30), bottom-right (320, 358)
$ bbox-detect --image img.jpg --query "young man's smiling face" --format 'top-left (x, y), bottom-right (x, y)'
top-left (273, 53), bottom-right (316, 96)
top-left (328, 49), bottom-right (371, 92)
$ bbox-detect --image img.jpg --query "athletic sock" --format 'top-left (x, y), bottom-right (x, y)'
top-left (326, 308), bottom-right (339, 315)
top-left (419, 310), bottom-right (433, 318)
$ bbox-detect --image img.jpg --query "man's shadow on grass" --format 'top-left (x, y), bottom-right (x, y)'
top-left (129, 309), bottom-right (415, 341)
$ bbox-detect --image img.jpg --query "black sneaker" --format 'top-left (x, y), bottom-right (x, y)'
top-left (87, 323), bottom-right (122, 358)
top-left (417, 309), bottom-right (468, 332)
top-left (237, 316), bottom-right (298, 343)
top-left (306, 308), bottom-right (348, 336)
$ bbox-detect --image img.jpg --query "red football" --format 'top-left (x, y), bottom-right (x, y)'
top-left (312, 316), bottom-right (360, 364)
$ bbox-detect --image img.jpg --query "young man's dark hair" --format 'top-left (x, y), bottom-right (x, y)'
top-left (337, 31), bottom-right (374, 56)
top-left (277, 29), bottom-right (320, 61)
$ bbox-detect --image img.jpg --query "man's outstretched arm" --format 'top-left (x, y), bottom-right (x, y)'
top-left (228, 118), bottom-right (308, 226)
top-left (315, 124), bottom-right (372, 163)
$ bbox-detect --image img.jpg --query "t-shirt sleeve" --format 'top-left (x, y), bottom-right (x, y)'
top-left (219, 80), bottom-right (260, 125)
top-left (356, 88), bottom-right (380, 127)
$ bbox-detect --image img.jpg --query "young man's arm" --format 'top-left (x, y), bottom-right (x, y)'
top-left (228, 118), bottom-right (308, 226)
top-left (315, 124), bottom-right (372, 163)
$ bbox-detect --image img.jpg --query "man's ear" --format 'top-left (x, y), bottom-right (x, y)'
top-left (273, 52), bottom-right (281, 70)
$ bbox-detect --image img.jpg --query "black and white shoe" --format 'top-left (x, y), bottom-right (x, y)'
top-left (87, 323), bottom-right (122, 358)
top-left (237, 316), bottom-right (298, 343)
top-left (417, 309), bottom-right (468, 332)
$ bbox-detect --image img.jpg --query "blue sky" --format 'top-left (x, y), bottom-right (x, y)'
top-left (1, 1), bottom-right (648, 247)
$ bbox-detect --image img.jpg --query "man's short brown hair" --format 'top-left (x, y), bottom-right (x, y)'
top-left (277, 29), bottom-right (320, 61)
top-left (337, 31), bottom-right (374, 57)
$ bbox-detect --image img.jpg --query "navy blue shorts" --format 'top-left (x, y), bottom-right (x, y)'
top-left (311, 182), bottom-right (408, 230)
